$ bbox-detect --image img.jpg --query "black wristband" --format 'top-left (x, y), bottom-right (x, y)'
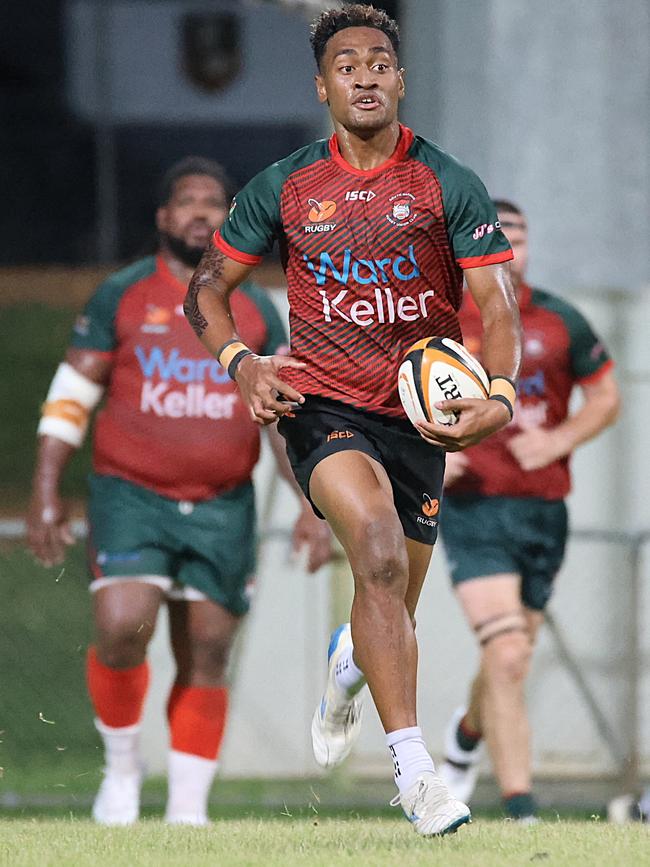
top-left (488, 394), bottom-right (514, 420)
top-left (216, 337), bottom-right (240, 357)
top-left (227, 349), bottom-right (253, 381)
top-left (489, 374), bottom-right (517, 389)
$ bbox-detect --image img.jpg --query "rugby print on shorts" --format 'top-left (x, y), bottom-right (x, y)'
top-left (398, 337), bottom-right (489, 427)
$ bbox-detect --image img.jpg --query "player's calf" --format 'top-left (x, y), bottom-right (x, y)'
top-left (165, 684), bottom-right (228, 825)
top-left (87, 648), bottom-right (150, 825)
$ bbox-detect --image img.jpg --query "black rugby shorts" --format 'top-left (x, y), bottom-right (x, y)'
top-left (277, 395), bottom-right (445, 545)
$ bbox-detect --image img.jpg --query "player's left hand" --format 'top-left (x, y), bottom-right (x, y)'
top-left (292, 506), bottom-right (332, 573)
top-left (416, 398), bottom-right (510, 451)
top-left (507, 427), bottom-right (566, 470)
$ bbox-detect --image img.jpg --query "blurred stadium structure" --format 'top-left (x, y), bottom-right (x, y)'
top-left (1, 0), bottom-right (649, 811)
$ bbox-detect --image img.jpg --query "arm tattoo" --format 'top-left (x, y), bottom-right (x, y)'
top-left (184, 246), bottom-right (225, 338)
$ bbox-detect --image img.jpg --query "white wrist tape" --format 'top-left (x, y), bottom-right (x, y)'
top-left (38, 362), bottom-right (104, 448)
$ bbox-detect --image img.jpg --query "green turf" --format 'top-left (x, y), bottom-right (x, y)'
top-left (0, 542), bottom-right (95, 776)
top-left (0, 818), bottom-right (646, 867)
top-left (0, 304), bottom-right (92, 503)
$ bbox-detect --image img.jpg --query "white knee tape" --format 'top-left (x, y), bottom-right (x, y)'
top-left (38, 362), bottom-right (104, 447)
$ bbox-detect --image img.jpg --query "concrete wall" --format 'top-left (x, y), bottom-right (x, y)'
top-left (401, 0), bottom-right (650, 292)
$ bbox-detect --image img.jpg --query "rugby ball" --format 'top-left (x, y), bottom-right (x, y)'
top-left (398, 337), bottom-right (489, 427)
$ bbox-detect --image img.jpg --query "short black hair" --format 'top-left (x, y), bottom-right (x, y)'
top-left (493, 199), bottom-right (525, 218)
top-left (310, 4), bottom-right (400, 69)
top-left (158, 156), bottom-right (236, 207)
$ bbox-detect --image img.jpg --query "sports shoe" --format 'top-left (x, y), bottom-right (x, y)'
top-left (311, 623), bottom-right (364, 768)
top-left (92, 768), bottom-right (142, 825)
top-left (515, 815), bottom-right (539, 825)
top-left (607, 793), bottom-right (648, 824)
top-left (438, 706), bottom-right (483, 804)
top-left (391, 770), bottom-right (471, 836)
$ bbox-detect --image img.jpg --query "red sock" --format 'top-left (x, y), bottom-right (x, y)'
top-left (167, 684), bottom-right (229, 761)
top-left (86, 646), bottom-right (150, 728)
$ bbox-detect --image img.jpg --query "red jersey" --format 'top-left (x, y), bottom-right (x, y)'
top-left (215, 125), bottom-right (512, 417)
top-left (447, 284), bottom-right (613, 500)
top-left (71, 254), bottom-right (286, 500)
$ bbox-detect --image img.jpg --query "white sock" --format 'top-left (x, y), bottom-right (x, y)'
top-left (165, 750), bottom-right (219, 823)
top-left (386, 726), bottom-right (435, 794)
top-left (95, 719), bottom-right (141, 776)
top-left (334, 644), bottom-right (366, 696)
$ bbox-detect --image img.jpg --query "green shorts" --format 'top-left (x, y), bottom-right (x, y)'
top-left (87, 473), bottom-right (256, 616)
top-left (440, 495), bottom-right (568, 611)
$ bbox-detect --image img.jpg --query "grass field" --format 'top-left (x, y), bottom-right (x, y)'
top-left (0, 304), bottom-right (92, 504)
top-left (0, 817), bottom-right (647, 867)
top-left (1, 303), bottom-right (645, 863)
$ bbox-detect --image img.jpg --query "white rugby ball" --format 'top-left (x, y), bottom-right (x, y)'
top-left (398, 336), bottom-right (489, 427)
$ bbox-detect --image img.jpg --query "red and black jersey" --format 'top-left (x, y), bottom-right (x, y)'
top-left (215, 124), bottom-right (512, 417)
top-left (447, 284), bottom-right (614, 500)
top-left (70, 255), bottom-right (286, 501)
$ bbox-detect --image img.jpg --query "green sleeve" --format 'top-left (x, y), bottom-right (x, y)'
top-left (241, 282), bottom-right (288, 355)
top-left (441, 164), bottom-right (512, 267)
top-left (70, 280), bottom-right (121, 352)
top-left (218, 165), bottom-right (284, 262)
top-left (410, 138), bottom-right (512, 267)
top-left (70, 258), bottom-right (155, 352)
top-left (533, 289), bottom-right (612, 381)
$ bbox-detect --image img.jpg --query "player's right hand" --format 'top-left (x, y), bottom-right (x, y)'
top-left (235, 353), bottom-right (307, 425)
top-left (26, 494), bottom-right (75, 567)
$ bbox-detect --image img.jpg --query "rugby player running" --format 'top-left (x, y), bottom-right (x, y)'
top-left (185, 5), bottom-right (522, 836)
top-left (27, 157), bottom-right (330, 826)
top-left (438, 200), bottom-right (620, 821)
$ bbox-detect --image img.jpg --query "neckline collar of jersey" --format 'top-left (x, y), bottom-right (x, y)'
top-left (328, 124), bottom-right (414, 177)
top-left (156, 252), bottom-right (189, 295)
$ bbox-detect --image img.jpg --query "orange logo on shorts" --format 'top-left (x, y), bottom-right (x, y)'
top-left (422, 494), bottom-right (439, 517)
top-left (327, 430), bottom-right (354, 442)
top-left (308, 198), bottom-right (337, 222)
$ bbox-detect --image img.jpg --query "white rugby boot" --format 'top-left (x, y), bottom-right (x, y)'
top-left (438, 706), bottom-right (483, 804)
top-left (92, 768), bottom-right (142, 825)
top-left (391, 770), bottom-right (471, 836)
top-left (164, 750), bottom-right (217, 826)
top-left (311, 623), bottom-right (364, 768)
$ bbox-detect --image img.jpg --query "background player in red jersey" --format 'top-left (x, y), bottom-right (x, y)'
top-left (184, 6), bottom-right (521, 836)
top-left (438, 200), bottom-right (620, 821)
top-left (26, 157), bottom-right (330, 826)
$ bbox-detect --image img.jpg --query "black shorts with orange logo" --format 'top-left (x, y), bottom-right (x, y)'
top-left (277, 395), bottom-right (445, 545)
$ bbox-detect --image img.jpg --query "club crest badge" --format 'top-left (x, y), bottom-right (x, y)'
top-left (387, 192), bottom-right (417, 226)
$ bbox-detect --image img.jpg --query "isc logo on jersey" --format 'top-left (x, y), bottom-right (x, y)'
top-left (135, 346), bottom-right (238, 420)
top-left (345, 190), bottom-right (376, 202)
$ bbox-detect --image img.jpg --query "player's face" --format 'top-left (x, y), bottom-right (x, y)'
top-left (498, 211), bottom-right (529, 288)
top-left (157, 174), bottom-right (228, 251)
top-left (315, 27), bottom-right (404, 135)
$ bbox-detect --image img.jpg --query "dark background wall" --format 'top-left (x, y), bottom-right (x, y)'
top-left (1, 0), bottom-right (400, 265)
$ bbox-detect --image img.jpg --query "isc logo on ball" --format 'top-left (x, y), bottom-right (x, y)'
top-left (398, 337), bottom-right (489, 427)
